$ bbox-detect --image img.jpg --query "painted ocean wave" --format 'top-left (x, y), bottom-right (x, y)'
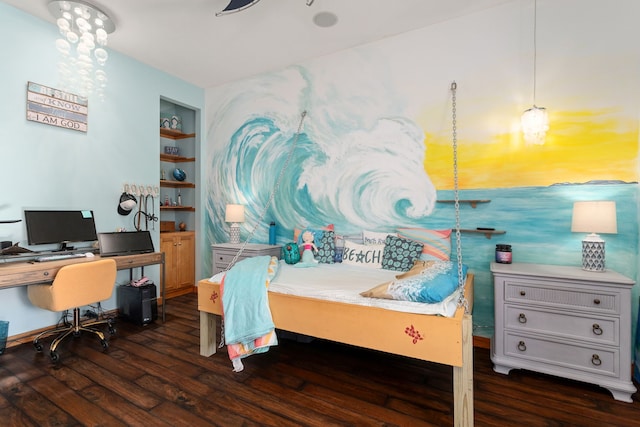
top-left (206, 112), bottom-right (437, 247)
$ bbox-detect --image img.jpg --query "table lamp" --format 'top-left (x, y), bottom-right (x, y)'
top-left (225, 204), bottom-right (245, 244)
top-left (571, 201), bottom-right (617, 272)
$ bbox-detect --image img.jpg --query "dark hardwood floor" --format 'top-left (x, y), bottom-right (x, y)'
top-left (1, 293), bottom-right (639, 426)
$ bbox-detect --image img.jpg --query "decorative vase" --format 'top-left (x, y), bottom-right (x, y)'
top-left (173, 168), bottom-right (186, 181)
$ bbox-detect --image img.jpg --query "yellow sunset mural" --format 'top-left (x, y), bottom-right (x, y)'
top-left (425, 110), bottom-right (639, 190)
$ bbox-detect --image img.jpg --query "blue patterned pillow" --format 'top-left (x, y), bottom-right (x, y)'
top-left (381, 235), bottom-right (424, 272)
top-left (361, 261), bottom-right (466, 303)
top-left (316, 230), bottom-right (336, 264)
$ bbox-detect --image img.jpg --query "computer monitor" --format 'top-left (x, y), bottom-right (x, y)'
top-left (98, 231), bottom-right (155, 257)
top-left (24, 210), bottom-right (98, 251)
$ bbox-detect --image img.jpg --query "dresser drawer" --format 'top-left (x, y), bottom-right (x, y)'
top-left (504, 305), bottom-right (618, 345)
top-left (504, 280), bottom-right (619, 315)
top-left (213, 250), bottom-right (238, 267)
top-left (503, 332), bottom-right (618, 377)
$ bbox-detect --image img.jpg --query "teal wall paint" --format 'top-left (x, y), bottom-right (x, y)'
top-left (0, 3), bottom-right (205, 336)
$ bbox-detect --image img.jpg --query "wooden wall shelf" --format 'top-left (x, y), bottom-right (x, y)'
top-left (160, 179), bottom-right (195, 188)
top-left (160, 153), bottom-right (196, 163)
top-left (456, 229), bottom-right (506, 239)
top-left (160, 206), bottom-right (195, 212)
top-left (437, 199), bottom-right (490, 208)
top-left (160, 128), bottom-right (196, 140)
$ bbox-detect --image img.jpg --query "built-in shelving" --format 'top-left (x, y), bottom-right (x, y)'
top-left (160, 206), bottom-right (195, 212)
top-left (159, 179), bottom-right (195, 188)
top-left (437, 199), bottom-right (490, 208)
top-left (160, 128), bottom-right (196, 140)
top-left (160, 153), bottom-right (196, 163)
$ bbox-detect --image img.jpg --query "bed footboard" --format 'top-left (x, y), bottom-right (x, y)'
top-left (197, 274), bottom-right (474, 426)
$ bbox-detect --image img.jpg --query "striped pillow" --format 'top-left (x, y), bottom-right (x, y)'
top-left (396, 228), bottom-right (451, 261)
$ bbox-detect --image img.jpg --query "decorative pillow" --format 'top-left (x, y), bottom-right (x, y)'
top-left (362, 230), bottom-right (397, 246)
top-left (396, 228), bottom-right (451, 261)
top-left (381, 235), bottom-right (424, 272)
top-left (341, 240), bottom-right (384, 269)
top-left (360, 260), bottom-right (467, 303)
top-left (315, 230), bottom-right (336, 264)
top-left (293, 224), bottom-right (334, 243)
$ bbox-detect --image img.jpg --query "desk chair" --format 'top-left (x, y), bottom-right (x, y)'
top-left (27, 258), bottom-right (117, 362)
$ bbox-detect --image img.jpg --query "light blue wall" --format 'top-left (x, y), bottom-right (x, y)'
top-left (0, 3), bottom-right (205, 336)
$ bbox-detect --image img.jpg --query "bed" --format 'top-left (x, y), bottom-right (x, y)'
top-left (197, 260), bottom-right (474, 427)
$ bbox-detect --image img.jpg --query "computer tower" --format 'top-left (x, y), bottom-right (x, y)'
top-left (117, 283), bottom-right (158, 325)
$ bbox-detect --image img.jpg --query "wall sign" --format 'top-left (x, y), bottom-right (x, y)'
top-left (26, 82), bottom-right (88, 133)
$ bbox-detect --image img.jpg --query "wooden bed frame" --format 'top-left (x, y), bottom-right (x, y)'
top-left (197, 273), bottom-right (474, 427)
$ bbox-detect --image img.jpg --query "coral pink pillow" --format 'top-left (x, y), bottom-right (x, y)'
top-left (396, 228), bottom-right (451, 261)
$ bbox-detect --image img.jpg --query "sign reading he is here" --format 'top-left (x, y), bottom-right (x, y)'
top-left (26, 82), bottom-right (88, 133)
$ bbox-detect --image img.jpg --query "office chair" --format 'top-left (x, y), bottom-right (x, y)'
top-left (27, 258), bottom-right (117, 362)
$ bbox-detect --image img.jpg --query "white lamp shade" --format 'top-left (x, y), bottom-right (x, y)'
top-left (571, 201), bottom-right (617, 234)
top-left (225, 204), bottom-right (245, 223)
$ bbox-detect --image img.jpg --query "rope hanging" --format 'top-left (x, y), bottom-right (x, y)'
top-left (450, 81), bottom-right (469, 314)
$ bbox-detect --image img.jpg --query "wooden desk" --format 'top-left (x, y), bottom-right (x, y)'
top-left (0, 252), bottom-right (166, 321)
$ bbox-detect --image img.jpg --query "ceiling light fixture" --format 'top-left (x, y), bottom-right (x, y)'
top-left (521, 0), bottom-right (548, 145)
top-left (216, 0), bottom-right (314, 16)
top-left (48, 0), bottom-right (115, 100)
top-left (313, 11), bottom-right (338, 28)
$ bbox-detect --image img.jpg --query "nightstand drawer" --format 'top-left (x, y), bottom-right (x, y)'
top-left (213, 250), bottom-right (238, 266)
top-left (504, 305), bottom-right (618, 345)
top-left (503, 332), bottom-right (618, 377)
top-left (504, 281), bottom-right (619, 314)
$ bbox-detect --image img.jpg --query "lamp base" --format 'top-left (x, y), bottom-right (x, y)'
top-left (229, 224), bottom-right (241, 244)
top-left (582, 239), bottom-right (605, 272)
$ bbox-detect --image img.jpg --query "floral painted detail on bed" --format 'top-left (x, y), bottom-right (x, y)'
top-left (209, 290), bottom-right (219, 304)
top-left (405, 324), bottom-right (424, 344)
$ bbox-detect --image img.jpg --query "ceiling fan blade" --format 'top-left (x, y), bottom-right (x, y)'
top-left (216, 0), bottom-right (263, 16)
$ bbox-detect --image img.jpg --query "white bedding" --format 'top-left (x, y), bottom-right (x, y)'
top-left (210, 260), bottom-right (461, 317)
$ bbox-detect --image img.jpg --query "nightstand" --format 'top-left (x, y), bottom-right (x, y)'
top-left (490, 262), bottom-right (637, 402)
top-left (211, 243), bottom-right (281, 274)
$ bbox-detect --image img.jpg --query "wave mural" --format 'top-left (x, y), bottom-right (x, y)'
top-left (206, 67), bottom-right (439, 251)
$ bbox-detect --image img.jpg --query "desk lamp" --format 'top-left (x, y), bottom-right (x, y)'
top-left (225, 204), bottom-right (245, 244)
top-left (571, 201), bottom-right (617, 271)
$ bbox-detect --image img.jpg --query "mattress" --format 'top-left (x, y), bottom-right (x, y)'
top-left (210, 260), bottom-right (462, 317)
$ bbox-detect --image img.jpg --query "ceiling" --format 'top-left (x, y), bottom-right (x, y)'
top-left (3, 0), bottom-right (513, 88)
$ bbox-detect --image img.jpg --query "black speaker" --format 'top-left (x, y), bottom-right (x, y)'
top-left (117, 283), bottom-right (158, 325)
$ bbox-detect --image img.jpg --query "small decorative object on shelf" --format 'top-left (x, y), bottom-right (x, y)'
top-left (173, 168), bottom-right (186, 181)
top-left (179, 221), bottom-right (187, 231)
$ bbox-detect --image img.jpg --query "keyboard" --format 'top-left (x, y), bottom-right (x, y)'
top-left (33, 253), bottom-right (90, 262)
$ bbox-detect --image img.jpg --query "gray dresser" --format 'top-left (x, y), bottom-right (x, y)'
top-left (490, 262), bottom-right (636, 402)
top-left (211, 243), bottom-right (281, 274)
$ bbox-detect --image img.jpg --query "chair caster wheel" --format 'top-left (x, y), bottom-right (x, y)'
top-left (34, 341), bottom-right (43, 352)
top-left (49, 351), bottom-right (60, 363)
top-left (101, 340), bottom-right (109, 350)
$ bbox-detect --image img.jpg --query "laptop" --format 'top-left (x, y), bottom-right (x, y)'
top-left (98, 231), bottom-right (155, 257)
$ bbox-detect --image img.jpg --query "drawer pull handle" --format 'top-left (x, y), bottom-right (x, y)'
top-left (593, 298), bottom-right (600, 305)
top-left (518, 313), bottom-right (527, 324)
top-left (591, 354), bottom-right (602, 366)
top-left (517, 341), bottom-right (527, 352)
top-left (519, 290), bottom-right (526, 296)
top-left (592, 324), bottom-right (603, 335)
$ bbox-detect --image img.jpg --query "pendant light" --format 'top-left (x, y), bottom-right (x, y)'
top-left (521, 0), bottom-right (548, 145)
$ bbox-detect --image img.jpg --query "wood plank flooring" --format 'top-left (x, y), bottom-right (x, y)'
top-left (1, 293), bottom-right (639, 426)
